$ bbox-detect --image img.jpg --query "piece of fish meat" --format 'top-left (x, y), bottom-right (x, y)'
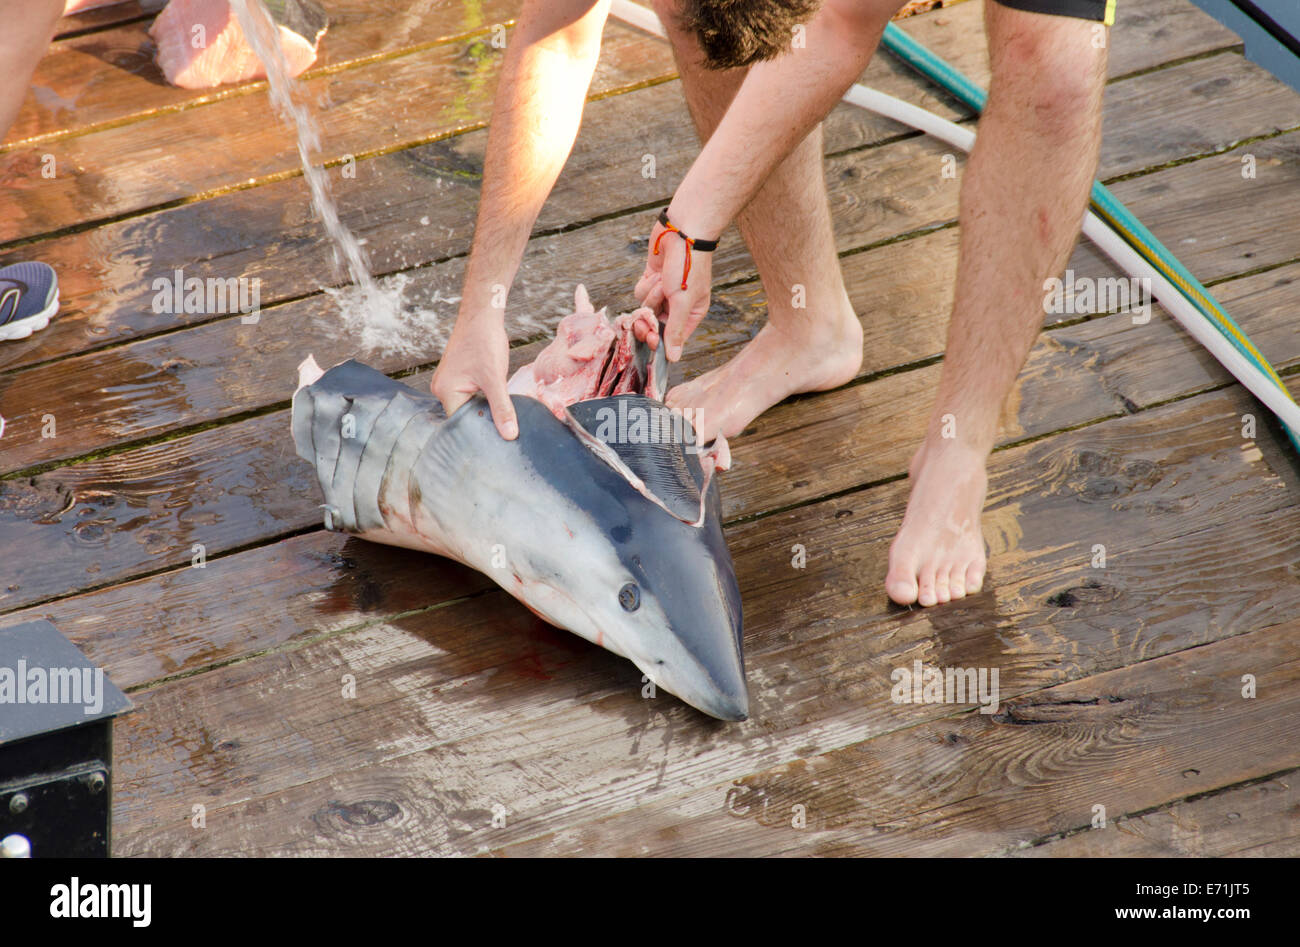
top-left (291, 285), bottom-right (747, 720)
top-left (149, 0), bottom-right (327, 90)
top-left (507, 285), bottom-right (667, 417)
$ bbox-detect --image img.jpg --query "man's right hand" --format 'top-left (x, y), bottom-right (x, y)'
top-left (430, 315), bottom-right (519, 440)
top-left (635, 216), bottom-right (714, 363)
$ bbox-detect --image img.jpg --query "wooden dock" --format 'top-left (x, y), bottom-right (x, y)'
top-left (2, 0), bottom-right (1298, 856)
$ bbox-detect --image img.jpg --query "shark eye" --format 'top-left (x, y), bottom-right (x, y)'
top-left (618, 583), bottom-right (641, 612)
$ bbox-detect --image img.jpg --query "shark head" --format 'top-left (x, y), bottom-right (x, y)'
top-left (441, 393), bottom-right (749, 721)
top-left (595, 506), bottom-right (748, 721)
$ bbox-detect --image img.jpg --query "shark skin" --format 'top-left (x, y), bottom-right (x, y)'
top-left (291, 347), bottom-right (748, 721)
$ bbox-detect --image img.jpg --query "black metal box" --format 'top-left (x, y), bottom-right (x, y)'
top-left (0, 620), bottom-right (132, 857)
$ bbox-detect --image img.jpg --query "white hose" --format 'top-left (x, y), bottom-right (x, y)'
top-left (611, 0), bottom-right (1300, 433)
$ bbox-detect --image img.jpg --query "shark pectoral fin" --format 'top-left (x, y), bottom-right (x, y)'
top-left (564, 395), bottom-right (713, 527)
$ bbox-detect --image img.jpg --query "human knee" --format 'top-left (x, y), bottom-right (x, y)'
top-left (990, 22), bottom-right (1105, 133)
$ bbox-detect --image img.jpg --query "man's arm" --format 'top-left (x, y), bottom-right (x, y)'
top-left (639, 0), bottom-right (900, 359)
top-left (432, 0), bottom-right (611, 438)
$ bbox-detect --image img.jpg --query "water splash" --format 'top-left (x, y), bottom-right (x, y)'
top-left (228, 0), bottom-right (445, 356)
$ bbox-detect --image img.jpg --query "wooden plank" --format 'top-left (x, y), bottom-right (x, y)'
top-left (892, 0), bottom-right (1241, 92)
top-left (0, 0), bottom-right (1263, 260)
top-left (105, 391), bottom-right (1300, 854)
top-left (6, 107), bottom-right (1299, 474)
top-left (3, 529), bottom-right (495, 691)
top-left (8, 0), bottom-right (1290, 861)
top-left (1099, 50), bottom-right (1300, 171)
top-left (14, 0), bottom-right (1243, 149)
top-left (1042, 259), bottom-right (1300, 414)
top-left (9, 347), bottom-right (1295, 691)
top-left (3, 235), bottom-right (1296, 615)
top-left (1017, 770), bottom-right (1300, 856)
top-left (0, 410), bottom-right (317, 615)
top-left (1109, 135), bottom-right (1300, 283)
top-left (55, 2), bottom-right (151, 41)
top-left (0, 20), bottom-right (676, 245)
top-left (11, 0), bottom-right (528, 147)
top-left (2, 43), bottom-right (1290, 378)
top-left (492, 618), bottom-right (1300, 856)
top-left (0, 72), bottom-right (950, 375)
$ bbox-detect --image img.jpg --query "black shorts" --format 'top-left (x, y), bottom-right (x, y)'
top-left (991, 0), bottom-right (1116, 25)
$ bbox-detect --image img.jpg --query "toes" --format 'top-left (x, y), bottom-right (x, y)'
top-left (664, 383), bottom-right (693, 410)
top-left (949, 568), bottom-right (967, 600)
top-left (916, 567), bottom-right (938, 607)
top-left (965, 559), bottom-right (985, 594)
top-left (885, 546), bottom-right (920, 606)
top-left (885, 571), bottom-right (919, 606)
top-left (933, 567), bottom-right (952, 605)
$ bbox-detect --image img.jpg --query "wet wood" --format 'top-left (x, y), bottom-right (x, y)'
top-left (2, 0), bottom-right (1296, 858)
top-left (1, 42), bottom-right (1288, 377)
top-left (16, 0), bottom-right (1240, 151)
top-left (490, 618), bottom-right (1300, 857)
top-left (0, 20), bottom-right (676, 245)
top-left (5, 114), bottom-right (1299, 474)
top-left (11, 0), bottom-right (529, 148)
top-left (55, 2), bottom-right (152, 41)
top-left (3, 245), bottom-right (1297, 616)
top-left (105, 392), bottom-right (1300, 854)
top-left (14, 371), bottom-right (1287, 693)
top-left (7, 327), bottom-right (1296, 690)
top-left (0, 73), bottom-right (953, 375)
top-left (4, 529), bottom-right (496, 691)
top-left (1, 59), bottom-right (1290, 392)
top-left (1018, 770), bottom-right (1300, 856)
top-left (5, 52), bottom-right (1289, 379)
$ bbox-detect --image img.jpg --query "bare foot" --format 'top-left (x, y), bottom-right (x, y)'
top-left (885, 438), bottom-right (989, 606)
top-left (665, 291), bottom-right (863, 443)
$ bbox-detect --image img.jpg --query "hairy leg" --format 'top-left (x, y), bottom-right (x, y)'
top-left (885, 3), bottom-right (1107, 606)
top-left (0, 0), bottom-right (65, 143)
top-left (652, 0), bottom-right (883, 443)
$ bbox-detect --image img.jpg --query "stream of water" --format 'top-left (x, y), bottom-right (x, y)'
top-left (228, 0), bottom-right (436, 356)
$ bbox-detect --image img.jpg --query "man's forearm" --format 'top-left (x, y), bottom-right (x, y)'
top-left (667, 0), bottom-right (897, 241)
top-left (458, 0), bottom-right (610, 321)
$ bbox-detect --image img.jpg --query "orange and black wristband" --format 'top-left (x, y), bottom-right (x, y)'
top-left (654, 209), bottom-right (718, 290)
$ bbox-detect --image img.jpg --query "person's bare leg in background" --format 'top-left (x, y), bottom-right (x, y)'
top-left (0, 0), bottom-right (65, 143)
top-left (885, 4), bottom-right (1107, 606)
top-left (653, 0), bottom-right (865, 443)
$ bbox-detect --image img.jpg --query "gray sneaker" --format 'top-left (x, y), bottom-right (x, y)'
top-left (0, 261), bottom-right (59, 341)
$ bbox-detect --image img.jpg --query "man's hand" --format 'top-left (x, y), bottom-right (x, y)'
top-left (635, 217), bottom-right (713, 362)
top-left (430, 314), bottom-right (518, 439)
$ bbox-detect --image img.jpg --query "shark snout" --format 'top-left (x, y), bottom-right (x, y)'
top-left (634, 576), bottom-right (747, 722)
